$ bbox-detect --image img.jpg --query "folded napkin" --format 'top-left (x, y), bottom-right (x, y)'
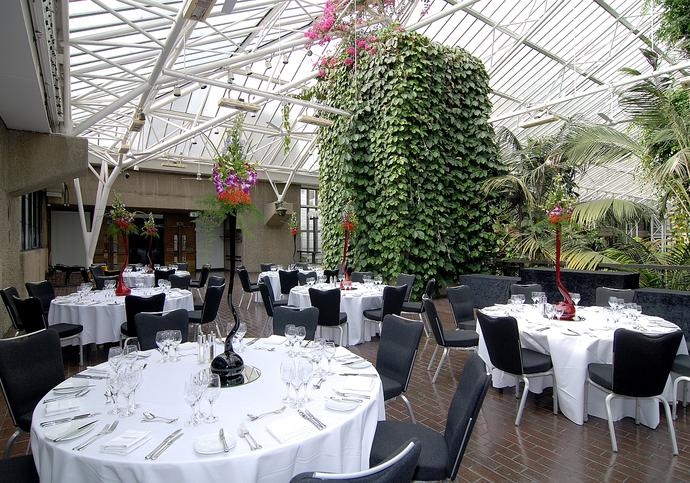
top-left (266, 414), bottom-right (316, 443)
top-left (101, 430), bottom-right (152, 455)
top-left (45, 398), bottom-right (80, 416)
top-left (341, 377), bottom-right (374, 392)
top-left (262, 335), bottom-right (286, 345)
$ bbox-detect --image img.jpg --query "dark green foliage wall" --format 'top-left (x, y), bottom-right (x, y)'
top-left (310, 30), bottom-right (503, 293)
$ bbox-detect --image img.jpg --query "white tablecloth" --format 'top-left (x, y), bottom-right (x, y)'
top-left (123, 271), bottom-right (191, 288)
top-left (259, 270), bottom-right (324, 301)
top-left (288, 283), bottom-right (384, 346)
top-left (31, 339), bottom-right (385, 483)
top-left (476, 304), bottom-right (688, 427)
top-left (48, 288), bottom-right (194, 345)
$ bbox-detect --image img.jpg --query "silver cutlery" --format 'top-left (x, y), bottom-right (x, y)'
top-left (237, 424), bottom-right (261, 451)
top-left (254, 346), bottom-right (276, 352)
top-left (142, 412), bottom-right (178, 424)
top-left (41, 413), bottom-right (100, 427)
top-left (312, 377), bottom-right (326, 389)
top-left (305, 409), bottom-right (327, 430)
top-left (53, 420), bottom-right (99, 442)
top-left (73, 374), bottom-right (108, 380)
top-left (566, 328), bottom-right (581, 336)
top-left (341, 360), bottom-right (369, 366)
top-left (335, 391), bottom-right (370, 399)
top-left (53, 385), bottom-right (95, 394)
top-left (297, 410), bottom-right (325, 430)
top-left (246, 405), bottom-right (286, 421)
top-left (219, 429), bottom-right (230, 453)
top-left (73, 421), bottom-right (118, 451)
top-left (145, 429), bottom-right (183, 460)
top-left (245, 338), bottom-right (259, 346)
top-left (338, 373), bottom-right (377, 377)
top-left (43, 388), bottom-right (90, 403)
top-left (329, 396), bottom-right (362, 403)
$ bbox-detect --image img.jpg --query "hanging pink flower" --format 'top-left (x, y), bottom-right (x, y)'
top-left (343, 57), bottom-right (354, 66)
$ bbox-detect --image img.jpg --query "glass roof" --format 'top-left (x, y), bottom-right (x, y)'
top-left (66, 0), bottom-right (683, 203)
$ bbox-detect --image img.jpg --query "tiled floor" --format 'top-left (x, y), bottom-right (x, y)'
top-left (3, 272), bottom-right (690, 481)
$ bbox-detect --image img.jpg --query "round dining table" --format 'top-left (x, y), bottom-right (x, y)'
top-left (48, 288), bottom-right (194, 345)
top-left (287, 283), bottom-right (384, 347)
top-left (31, 338), bottom-right (385, 483)
top-left (476, 304), bottom-right (688, 427)
top-left (122, 271), bottom-right (191, 289)
top-left (258, 269), bottom-right (324, 301)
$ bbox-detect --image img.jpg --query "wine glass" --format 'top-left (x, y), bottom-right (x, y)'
top-left (295, 326), bottom-right (306, 351)
top-left (169, 330), bottom-right (182, 361)
top-left (285, 324), bottom-right (297, 357)
top-left (544, 303), bottom-right (556, 320)
top-left (571, 293), bottom-right (581, 306)
top-left (117, 366), bottom-right (140, 417)
top-left (294, 359), bottom-right (313, 408)
top-left (204, 374), bottom-right (221, 423)
top-left (554, 305), bottom-right (564, 320)
top-left (105, 372), bottom-right (120, 414)
top-left (514, 294), bottom-right (525, 305)
top-left (280, 358), bottom-right (295, 403)
top-left (608, 296), bottom-right (619, 310)
top-left (323, 341), bottom-right (336, 375)
top-left (108, 347), bottom-right (123, 372)
top-left (155, 331), bottom-right (168, 361)
top-left (123, 337), bottom-right (139, 366)
top-left (309, 343), bottom-right (324, 378)
top-left (184, 376), bottom-right (200, 425)
top-left (374, 275), bottom-right (383, 286)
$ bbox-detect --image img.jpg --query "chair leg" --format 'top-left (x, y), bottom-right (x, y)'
top-left (337, 325), bottom-right (344, 347)
top-left (635, 398), bottom-right (640, 425)
top-left (4, 428), bottom-right (21, 458)
top-left (418, 312), bottom-right (429, 338)
top-left (657, 396), bottom-right (679, 456)
top-left (515, 376), bottom-right (530, 426)
top-left (583, 380), bottom-right (589, 423)
top-left (427, 346), bottom-right (439, 371)
top-left (552, 371), bottom-right (558, 416)
top-left (79, 340), bottom-right (84, 367)
top-left (246, 294), bottom-right (252, 309)
top-left (672, 376), bottom-right (690, 419)
top-left (239, 292), bottom-right (245, 307)
top-left (604, 392), bottom-right (618, 452)
top-left (432, 347), bottom-right (448, 384)
top-left (400, 394), bottom-right (416, 424)
top-left (515, 376), bottom-right (521, 399)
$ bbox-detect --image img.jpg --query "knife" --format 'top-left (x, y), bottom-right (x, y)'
top-left (53, 420), bottom-right (99, 442)
top-left (305, 409), bottom-right (327, 430)
top-left (148, 431), bottom-right (184, 460)
top-left (41, 413), bottom-right (100, 427)
top-left (338, 373), bottom-right (377, 377)
top-left (338, 392), bottom-right (370, 399)
top-left (145, 429), bottom-right (183, 460)
top-left (73, 374), bottom-right (108, 380)
top-left (329, 396), bottom-right (363, 403)
top-left (219, 428), bottom-right (230, 453)
top-left (298, 410), bottom-right (323, 430)
top-left (245, 338), bottom-right (259, 346)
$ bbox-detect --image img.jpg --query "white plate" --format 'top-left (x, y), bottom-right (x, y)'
top-left (325, 399), bottom-right (359, 412)
top-left (44, 421), bottom-right (97, 442)
top-left (342, 361), bottom-right (370, 370)
top-left (194, 430), bottom-right (237, 455)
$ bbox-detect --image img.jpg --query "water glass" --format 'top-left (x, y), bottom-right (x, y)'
top-left (280, 358), bottom-right (295, 403)
top-left (108, 347), bottom-right (123, 372)
top-left (571, 293), bottom-right (581, 306)
top-left (323, 341), bottom-right (336, 375)
top-left (155, 331), bottom-right (169, 362)
top-left (285, 324), bottom-right (297, 357)
top-left (204, 374), bottom-right (221, 423)
top-left (293, 358), bottom-right (313, 408)
top-left (554, 305), bottom-right (564, 320)
top-left (169, 330), bottom-right (182, 361)
top-left (234, 322), bottom-right (247, 353)
top-left (295, 326), bottom-right (306, 351)
top-left (544, 303), bottom-right (556, 320)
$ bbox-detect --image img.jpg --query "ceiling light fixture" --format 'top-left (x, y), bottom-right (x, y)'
top-left (518, 113), bottom-right (560, 129)
top-left (298, 115), bottom-right (333, 127)
top-left (678, 75), bottom-right (690, 89)
top-left (182, 0), bottom-right (217, 21)
top-left (218, 97), bottom-right (261, 112)
top-left (118, 143), bottom-right (130, 154)
top-left (282, 54), bottom-right (289, 65)
top-left (265, 59), bottom-right (272, 69)
top-left (173, 86), bottom-right (181, 97)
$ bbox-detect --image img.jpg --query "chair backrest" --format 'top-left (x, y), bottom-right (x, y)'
top-left (423, 278), bottom-right (436, 300)
top-left (258, 282), bottom-right (274, 317)
top-left (201, 283), bottom-right (225, 324)
top-left (25, 281), bottom-right (55, 314)
top-left (260, 263), bottom-right (274, 272)
top-left (0, 454), bottom-right (40, 483)
top-left (207, 275), bottom-right (226, 288)
top-left (0, 329), bottom-right (64, 429)
top-left (447, 285), bottom-right (475, 327)
top-left (1, 287), bottom-right (22, 331)
top-left (134, 309), bottom-right (189, 350)
top-left (154, 269), bottom-right (175, 286)
top-left (89, 264), bottom-right (105, 279)
top-left (382, 285), bottom-right (407, 317)
top-left (350, 271), bottom-right (372, 283)
top-left (476, 311), bottom-right (523, 375)
top-left (294, 263), bottom-right (309, 270)
top-left (395, 273), bottom-right (416, 302)
top-left (197, 265), bottom-right (211, 287)
top-left (12, 296), bottom-right (47, 334)
top-left (612, 328), bottom-right (682, 397)
top-left (595, 287), bottom-right (635, 307)
top-left (290, 439), bottom-right (421, 483)
top-left (510, 283), bottom-right (542, 299)
top-left (237, 268), bottom-right (253, 292)
top-left (279, 270), bottom-right (299, 295)
top-left (444, 353), bottom-right (492, 480)
top-left (324, 269), bottom-right (339, 284)
top-left (124, 293), bottom-right (166, 338)
top-left (298, 271), bottom-right (318, 286)
top-left (176, 262), bottom-right (188, 271)
top-left (261, 276), bottom-right (279, 305)
top-left (94, 275), bottom-right (118, 290)
top-left (169, 274), bottom-right (191, 290)
top-left (309, 288), bottom-right (341, 327)
top-left (423, 298), bottom-right (447, 347)
top-left (273, 306), bottom-right (319, 340)
top-left (376, 315), bottom-right (423, 393)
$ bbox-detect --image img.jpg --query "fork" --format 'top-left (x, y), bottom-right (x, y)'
top-left (246, 406), bottom-right (286, 421)
top-left (237, 424), bottom-right (262, 451)
top-left (312, 377), bottom-right (326, 389)
top-left (73, 421), bottom-right (118, 451)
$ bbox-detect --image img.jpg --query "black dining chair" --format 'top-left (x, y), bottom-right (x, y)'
top-left (585, 328), bottom-right (682, 454)
top-left (395, 273), bottom-right (416, 303)
top-left (169, 273), bottom-right (191, 290)
top-left (0, 329), bottom-right (65, 458)
top-left (188, 283), bottom-right (225, 325)
top-left (309, 287), bottom-right (348, 346)
top-left (323, 269), bottom-right (340, 284)
top-left (424, 298), bottom-right (479, 384)
top-left (279, 270), bottom-right (299, 298)
top-left (261, 276), bottom-right (288, 308)
top-left (258, 282), bottom-right (277, 336)
top-left (0, 455), bottom-right (40, 483)
top-left (12, 296), bottom-right (84, 366)
top-left (510, 283), bottom-right (542, 300)
top-left (195, 275), bottom-right (226, 310)
top-left (260, 263), bottom-right (275, 272)
top-left (351, 271), bottom-right (373, 283)
top-left (175, 262), bottom-right (189, 271)
top-left (291, 439), bottom-right (421, 483)
top-left (94, 274), bottom-right (119, 290)
top-left (363, 285), bottom-right (408, 333)
top-left (121, 293), bottom-right (166, 339)
top-left (376, 314), bottom-right (424, 422)
top-left (401, 279), bottom-right (436, 337)
top-left (298, 271), bottom-right (318, 286)
top-left (1, 286), bottom-right (23, 335)
top-left (154, 268), bottom-right (175, 287)
top-left (189, 264), bottom-right (211, 291)
top-left (446, 285), bottom-right (476, 330)
top-left (237, 268), bottom-right (260, 309)
top-left (672, 354), bottom-right (690, 419)
top-left (595, 287), bottom-right (635, 306)
top-left (25, 281), bottom-right (55, 318)
top-left (273, 306), bottom-right (319, 341)
top-left (369, 353), bottom-right (491, 482)
top-left (134, 309), bottom-right (190, 350)
top-left (477, 310), bottom-right (558, 426)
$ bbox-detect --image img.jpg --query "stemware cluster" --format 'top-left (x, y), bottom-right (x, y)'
top-left (608, 297), bottom-right (643, 326)
top-left (279, 358), bottom-right (313, 408)
top-left (284, 324), bottom-right (307, 356)
top-left (106, 340), bottom-right (144, 417)
top-left (157, 279), bottom-right (171, 291)
top-left (184, 370), bottom-right (221, 425)
top-left (155, 330), bottom-right (183, 362)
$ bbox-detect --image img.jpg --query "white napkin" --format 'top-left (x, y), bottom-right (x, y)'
top-left (341, 377), bottom-right (374, 392)
top-left (101, 430), bottom-right (152, 455)
top-left (262, 335), bottom-right (286, 345)
top-left (45, 398), bottom-right (80, 416)
top-left (266, 414), bottom-right (316, 443)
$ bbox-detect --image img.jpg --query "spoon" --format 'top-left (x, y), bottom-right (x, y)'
top-left (246, 406), bottom-right (286, 421)
top-left (142, 412), bottom-right (179, 424)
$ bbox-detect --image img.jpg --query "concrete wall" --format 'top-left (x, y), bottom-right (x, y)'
top-left (0, 121), bottom-right (88, 334)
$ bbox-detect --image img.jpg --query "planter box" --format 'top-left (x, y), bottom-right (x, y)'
top-left (634, 288), bottom-right (690, 344)
top-left (458, 274), bottom-right (521, 308)
top-left (518, 267), bottom-right (639, 307)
